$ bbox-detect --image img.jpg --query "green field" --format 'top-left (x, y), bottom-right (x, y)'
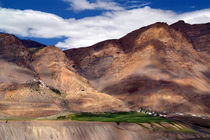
top-left (57, 112), bottom-right (172, 124)
top-left (0, 111), bottom-right (196, 133)
top-left (55, 112), bottom-right (197, 133)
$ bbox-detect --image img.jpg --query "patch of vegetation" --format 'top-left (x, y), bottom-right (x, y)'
top-left (49, 87), bottom-right (61, 95)
top-left (57, 116), bottom-right (67, 120)
top-left (56, 112), bottom-right (172, 124)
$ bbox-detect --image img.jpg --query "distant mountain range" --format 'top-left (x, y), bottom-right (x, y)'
top-left (0, 20), bottom-right (209, 118)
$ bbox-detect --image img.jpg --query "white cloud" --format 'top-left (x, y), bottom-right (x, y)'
top-left (0, 8), bottom-right (71, 38)
top-left (63, 0), bottom-right (123, 11)
top-left (120, 0), bottom-right (151, 9)
top-left (0, 7), bottom-right (210, 49)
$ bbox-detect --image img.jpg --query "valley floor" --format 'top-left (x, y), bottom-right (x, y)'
top-left (0, 120), bottom-right (210, 140)
top-left (0, 112), bottom-right (210, 140)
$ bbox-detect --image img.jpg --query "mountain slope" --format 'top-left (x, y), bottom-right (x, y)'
top-left (32, 46), bottom-right (127, 113)
top-left (0, 33), bottom-right (35, 87)
top-left (0, 33), bottom-right (128, 117)
top-left (64, 21), bottom-right (210, 116)
top-left (0, 35), bottom-right (127, 117)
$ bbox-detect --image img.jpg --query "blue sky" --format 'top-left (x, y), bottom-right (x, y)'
top-left (0, 0), bottom-right (209, 49)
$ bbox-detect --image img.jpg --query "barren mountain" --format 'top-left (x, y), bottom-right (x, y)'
top-left (0, 33), bottom-right (127, 117)
top-left (64, 21), bottom-right (210, 116)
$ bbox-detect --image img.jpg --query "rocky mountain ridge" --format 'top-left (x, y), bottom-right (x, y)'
top-left (64, 21), bottom-right (210, 116)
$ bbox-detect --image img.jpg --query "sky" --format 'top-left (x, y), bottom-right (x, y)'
top-left (0, 0), bottom-right (210, 49)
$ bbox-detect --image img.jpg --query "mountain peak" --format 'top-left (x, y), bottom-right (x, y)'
top-left (20, 39), bottom-right (46, 49)
top-left (174, 20), bottom-right (186, 24)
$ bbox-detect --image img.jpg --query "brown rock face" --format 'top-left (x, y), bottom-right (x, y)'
top-left (0, 33), bottom-right (35, 86)
top-left (0, 33), bottom-right (31, 67)
top-left (64, 21), bottom-right (210, 116)
top-left (171, 20), bottom-right (210, 54)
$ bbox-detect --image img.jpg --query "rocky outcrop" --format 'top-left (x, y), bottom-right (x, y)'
top-left (171, 20), bottom-right (210, 54)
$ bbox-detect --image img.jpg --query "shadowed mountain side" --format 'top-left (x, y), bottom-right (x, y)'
top-left (102, 75), bottom-right (210, 116)
top-left (171, 21), bottom-right (210, 63)
top-left (21, 39), bottom-right (46, 55)
top-left (20, 39), bottom-right (46, 49)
